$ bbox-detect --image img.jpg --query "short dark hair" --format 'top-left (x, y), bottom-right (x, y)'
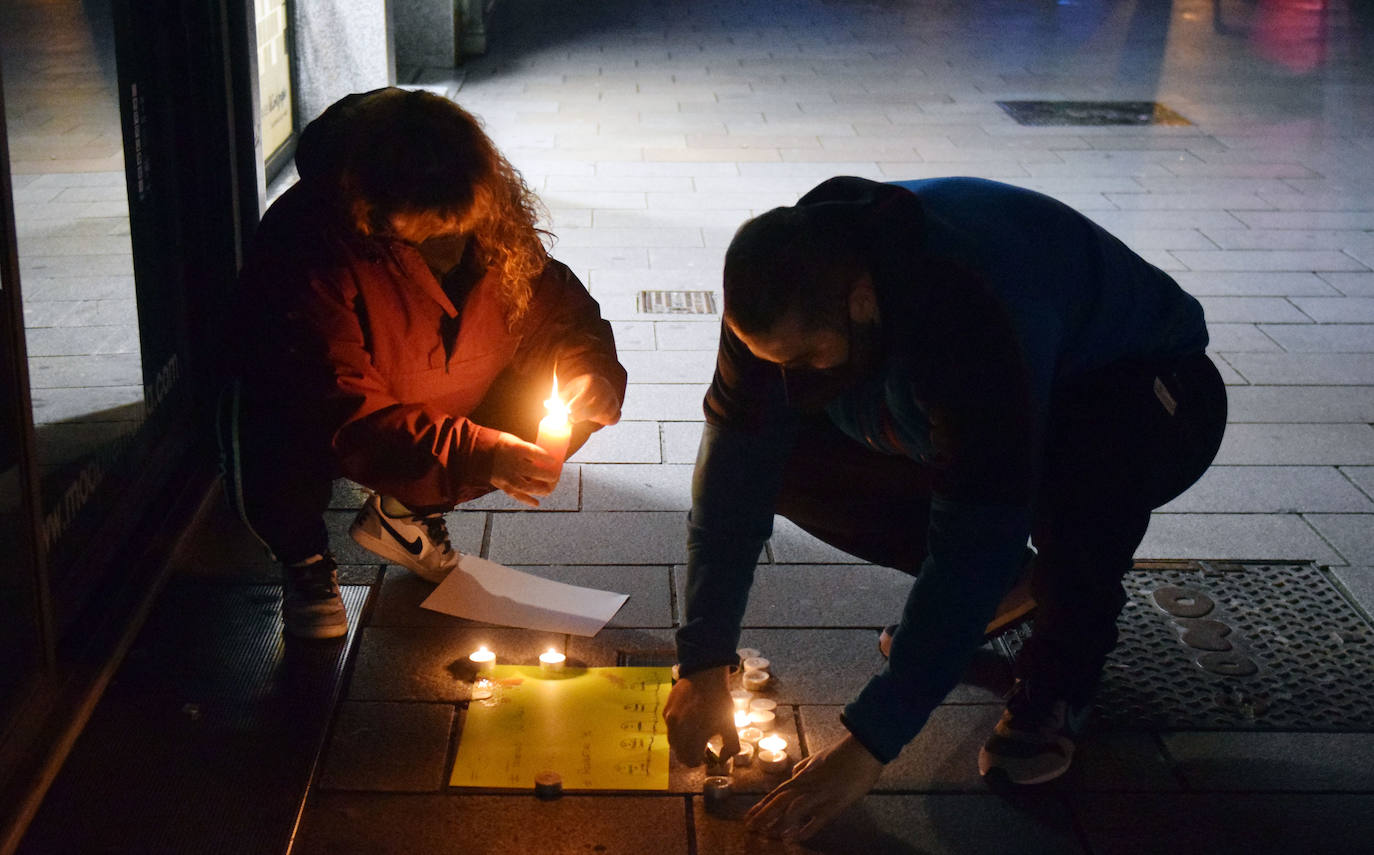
top-left (722, 204), bottom-right (865, 335)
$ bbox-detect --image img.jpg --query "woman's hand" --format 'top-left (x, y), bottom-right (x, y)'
top-left (490, 432), bottom-right (561, 507)
top-left (664, 666), bottom-right (740, 766)
top-left (745, 733), bottom-right (883, 842)
top-left (559, 373), bottom-right (621, 426)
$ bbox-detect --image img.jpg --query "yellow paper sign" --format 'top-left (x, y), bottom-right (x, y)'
top-left (450, 665), bottom-right (672, 791)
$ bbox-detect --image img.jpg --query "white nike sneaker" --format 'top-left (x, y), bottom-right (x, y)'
top-left (349, 493), bottom-right (460, 583)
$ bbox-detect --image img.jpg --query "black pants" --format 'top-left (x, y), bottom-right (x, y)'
top-left (216, 369), bottom-right (595, 566)
top-left (775, 352), bottom-right (1228, 702)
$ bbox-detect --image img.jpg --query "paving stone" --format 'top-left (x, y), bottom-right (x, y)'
top-left (489, 511), bottom-right (687, 564)
top-left (1257, 323), bottom-right (1374, 352)
top-left (464, 465), bottom-right (581, 511)
top-left (1330, 566), bottom-right (1374, 620)
top-left (618, 349), bottom-right (718, 383)
top-left (608, 320), bottom-right (656, 350)
top-left (1137, 514), bottom-right (1343, 564)
top-left (317, 702), bottom-right (454, 792)
top-left (1226, 386), bottom-right (1374, 422)
top-left (1290, 297), bottom-right (1374, 323)
top-left (1213, 424), bottom-right (1374, 465)
top-left (1195, 297), bottom-right (1311, 324)
top-left (1226, 352), bottom-right (1374, 385)
top-left (1343, 466), bottom-right (1374, 499)
top-left (581, 463), bottom-right (694, 511)
top-left (731, 629), bottom-right (893, 705)
top-left (694, 792), bottom-right (1084, 855)
top-left (1071, 793), bottom-right (1374, 855)
top-left (1303, 514), bottom-right (1374, 565)
top-left (661, 420), bottom-right (705, 463)
top-left (1205, 323), bottom-right (1282, 352)
top-left (1175, 272), bottom-right (1339, 297)
top-left (347, 625), bottom-right (555, 701)
top-left (572, 419), bottom-right (662, 463)
top-left (295, 793), bottom-right (690, 855)
top-left (727, 564), bottom-right (914, 627)
top-left (1158, 466), bottom-right (1374, 513)
top-left (1161, 732), bottom-right (1374, 791)
top-left (655, 320), bottom-right (722, 350)
top-left (368, 567), bottom-right (460, 628)
top-left (621, 383), bottom-right (710, 421)
top-left (1321, 272), bottom-right (1374, 296)
top-left (767, 517), bottom-right (866, 564)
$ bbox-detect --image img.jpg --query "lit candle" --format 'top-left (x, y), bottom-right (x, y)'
top-left (742, 669), bottom-right (769, 691)
top-left (733, 742), bottom-right (755, 767)
top-left (535, 375), bottom-right (572, 470)
top-left (742, 656), bottom-right (770, 674)
top-left (539, 648), bottom-right (566, 672)
top-left (737, 726), bottom-right (764, 747)
top-left (757, 734), bottom-right (790, 775)
top-left (730, 689), bottom-right (752, 711)
top-left (748, 709), bottom-right (775, 727)
top-left (734, 709), bottom-right (752, 730)
top-left (469, 645), bottom-right (496, 673)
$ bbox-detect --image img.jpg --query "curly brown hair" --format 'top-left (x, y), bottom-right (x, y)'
top-left (324, 88), bottom-right (548, 325)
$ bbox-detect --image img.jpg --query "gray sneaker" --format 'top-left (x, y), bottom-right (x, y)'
top-left (282, 554), bottom-right (348, 640)
top-left (978, 679), bottom-right (1090, 785)
top-left (349, 493), bottom-right (460, 583)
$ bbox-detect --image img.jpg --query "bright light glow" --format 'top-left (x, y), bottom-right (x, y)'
top-left (758, 734), bottom-right (787, 752)
top-left (734, 710), bottom-right (752, 729)
top-left (543, 376), bottom-right (570, 428)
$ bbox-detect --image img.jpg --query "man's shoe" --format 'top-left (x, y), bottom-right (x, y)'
top-left (349, 493), bottom-right (460, 583)
top-left (978, 679), bottom-right (1090, 785)
top-left (282, 555), bottom-right (348, 640)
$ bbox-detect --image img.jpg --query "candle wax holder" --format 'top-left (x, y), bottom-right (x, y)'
top-left (730, 689), bottom-right (752, 711)
top-left (703, 776), bottom-right (732, 814)
top-left (737, 726), bottom-right (764, 747)
top-left (742, 670), bottom-right (769, 691)
top-left (733, 743), bottom-right (755, 767)
top-left (757, 749), bottom-right (790, 775)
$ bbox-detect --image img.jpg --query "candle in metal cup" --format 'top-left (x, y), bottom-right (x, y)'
top-left (703, 776), bottom-right (732, 814)
top-left (737, 726), bottom-right (764, 747)
top-left (748, 709), bottom-right (776, 727)
top-left (756, 734), bottom-right (790, 775)
top-left (733, 742), bottom-right (755, 767)
top-left (742, 656), bottom-right (770, 674)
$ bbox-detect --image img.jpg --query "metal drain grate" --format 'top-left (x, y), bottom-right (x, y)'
top-left (996, 100), bottom-right (1192, 126)
top-left (638, 290), bottom-right (717, 315)
top-left (997, 562), bottom-right (1374, 731)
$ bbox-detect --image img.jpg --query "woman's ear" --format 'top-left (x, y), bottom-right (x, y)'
top-left (848, 272), bottom-right (879, 323)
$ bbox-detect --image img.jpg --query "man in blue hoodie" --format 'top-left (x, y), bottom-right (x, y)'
top-left (664, 176), bottom-right (1226, 840)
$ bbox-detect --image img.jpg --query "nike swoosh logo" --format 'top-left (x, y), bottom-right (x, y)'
top-left (377, 513), bottom-right (424, 555)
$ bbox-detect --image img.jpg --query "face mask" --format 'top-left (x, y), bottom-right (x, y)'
top-left (780, 317), bottom-right (883, 412)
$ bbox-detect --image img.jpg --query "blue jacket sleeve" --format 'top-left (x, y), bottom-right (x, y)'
top-left (676, 421), bottom-right (794, 676)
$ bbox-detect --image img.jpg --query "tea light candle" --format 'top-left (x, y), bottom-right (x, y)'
top-left (737, 726), bottom-right (764, 747)
top-left (734, 742), bottom-right (755, 767)
top-left (757, 734), bottom-right (789, 775)
top-left (737, 647), bottom-right (761, 662)
top-left (748, 698), bottom-right (777, 713)
top-left (742, 656), bottom-right (770, 674)
top-left (469, 645), bottom-right (496, 673)
top-left (748, 709), bottom-right (776, 728)
top-left (539, 648), bottom-right (566, 672)
top-left (742, 669), bottom-right (769, 691)
top-left (535, 376), bottom-right (572, 469)
top-left (730, 689), bottom-right (752, 711)
top-left (734, 709), bottom-right (752, 730)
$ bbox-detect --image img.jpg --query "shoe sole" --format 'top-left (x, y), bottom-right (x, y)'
top-left (283, 619), bottom-right (348, 640)
top-left (350, 524), bottom-right (451, 584)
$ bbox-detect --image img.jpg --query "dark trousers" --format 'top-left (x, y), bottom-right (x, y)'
top-left (775, 352), bottom-right (1228, 702)
top-left (216, 369), bottom-right (594, 566)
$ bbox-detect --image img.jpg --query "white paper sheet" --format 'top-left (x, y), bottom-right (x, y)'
top-left (419, 554), bottom-right (628, 636)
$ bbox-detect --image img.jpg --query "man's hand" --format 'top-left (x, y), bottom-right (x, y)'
top-left (664, 666), bottom-right (739, 765)
top-left (559, 373), bottom-right (621, 426)
top-left (745, 733), bottom-right (883, 842)
top-left (490, 432), bottom-right (561, 507)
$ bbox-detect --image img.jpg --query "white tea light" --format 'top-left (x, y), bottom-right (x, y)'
top-left (748, 709), bottom-right (775, 727)
top-left (731, 689), bottom-right (752, 711)
top-left (539, 648), bottom-right (566, 672)
top-left (756, 733), bottom-right (789, 775)
top-left (734, 709), bottom-right (752, 730)
top-left (748, 698), bottom-right (777, 713)
top-left (469, 645), bottom-right (496, 673)
top-left (742, 656), bottom-right (770, 673)
top-left (737, 726), bottom-right (764, 746)
top-left (734, 742), bottom-right (755, 767)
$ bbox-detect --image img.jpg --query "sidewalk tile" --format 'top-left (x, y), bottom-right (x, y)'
top-left (1159, 466), bottom-right (1374, 513)
top-left (768, 517), bottom-right (864, 564)
top-left (662, 421), bottom-right (705, 463)
top-left (1304, 514), bottom-right (1374, 565)
top-left (512, 564), bottom-right (674, 628)
top-left (1205, 324), bottom-right (1282, 352)
top-left (1137, 514), bottom-right (1342, 564)
top-left (1196, 297), bottom-right (1311, 324)
top-left (573, 420), bottom-right (662, 463)
top-left (1330, 567), bottom-right (1374, 618)
top-left (1343, 466), bottom-right (1374, 499)
top-left (1289, 297), bottom-right (1374, 323)
top-left (317, 702), bottom-right (454, 792)
top-left (581, 463), bottom-right (694, 511)
top-left (732, 629), bottom-right (885, 705)
top-left (734, 564), bottom-right (914, 627)
top-left (1224, 353), bottom-right (1374, 384)
top-left (489, 511), bottom-right (686, 564)
top-left (347, 626), bottom-right (553, 701)
top-left (621, 383), bottom-right (710, 421)
top-left (1225, 386), bottom-right (1374, 422)
top-left (1162, 732), bottom-right (1374, 791)
top-left (1257, 324), bottom-right (1374, 353)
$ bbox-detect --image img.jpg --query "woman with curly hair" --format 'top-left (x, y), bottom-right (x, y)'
top-left (220, 88), bottom-right (626, 639)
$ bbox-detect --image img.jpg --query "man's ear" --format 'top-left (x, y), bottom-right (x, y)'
top-left (848, 273), bottom-right (878, 323)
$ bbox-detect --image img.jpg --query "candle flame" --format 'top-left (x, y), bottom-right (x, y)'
top-left (758, 734), bottom-right (787, 752)
top-left (543, 376), bottom-right (570, 427)
top-left (734, 710), bottom-right (751, 729)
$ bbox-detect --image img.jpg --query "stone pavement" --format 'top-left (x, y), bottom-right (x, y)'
top-left (17, 0), bottom-right (1374, 852)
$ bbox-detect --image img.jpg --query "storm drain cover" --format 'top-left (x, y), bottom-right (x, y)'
top-left (997, 561), bottom-right (1374, 731)
top-left (997, 100), bottom-right (1192, 126)
top-left (638, 290), bottom-right (717, 315)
